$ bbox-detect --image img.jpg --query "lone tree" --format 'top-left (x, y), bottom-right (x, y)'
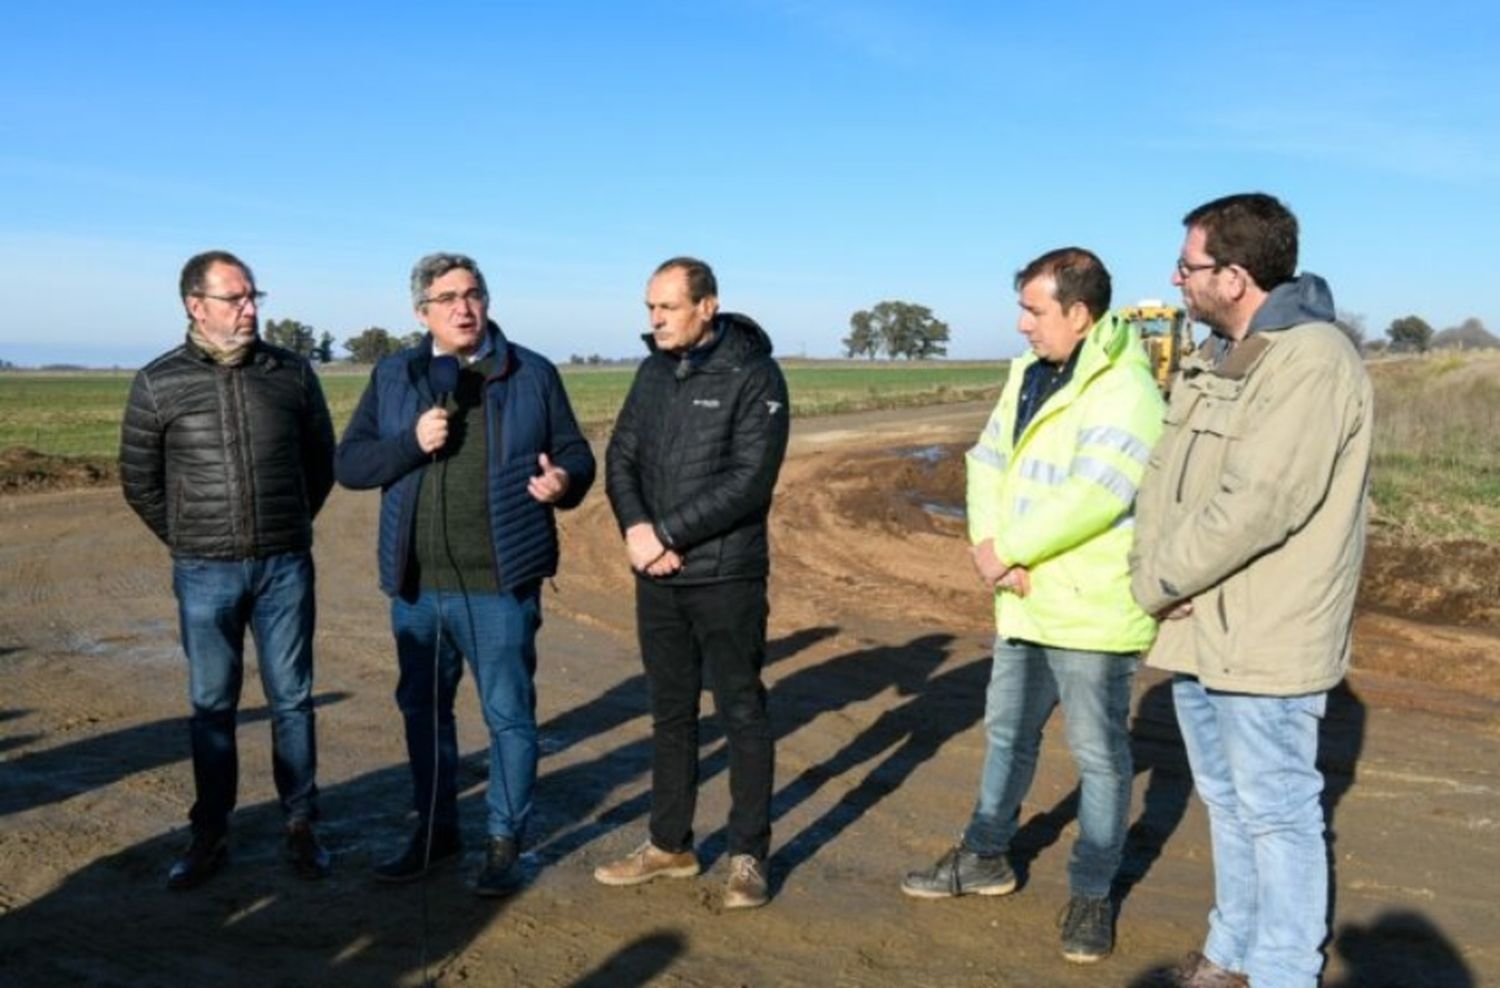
top-left (1387, 315), bottom-right (1434, 353)
top-left (845, 300), bottom-right (950, 359)
top-left (314, 331), bottom-right (336, 364)
top-left (344, 326), bottom-right (403, 364)
top-left (264, 318), bottom-right (317, 358)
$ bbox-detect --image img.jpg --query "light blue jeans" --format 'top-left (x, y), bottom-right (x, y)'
top-left (391, 587), bottom-right (541, 841)
top-left (963, 638), bottom-right (1138, 898)
top-left (1173, 675), bottom-right (1328, 988)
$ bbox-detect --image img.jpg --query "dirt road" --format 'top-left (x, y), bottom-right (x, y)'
top-left (1, 403), bottom-right (1496, 987)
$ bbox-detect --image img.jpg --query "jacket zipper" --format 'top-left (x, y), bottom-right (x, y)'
top-left (231, 370), bottom-right (257, 556)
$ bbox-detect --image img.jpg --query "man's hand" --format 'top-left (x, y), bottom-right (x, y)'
top-left (646, 550), bottom-right (683, 577)
top-left (625, 522), bottom-right (668, 572)
top-left (996, 565), bottom-right (1032, 598)
top-left (1159, 601), bottom-right (1194, 620)
top-left (415, 408), bottom-right (449, 454)
top-left (527, 452), bottom-right (570, 504)
top-left (969, 538), bottom-right (1009, 587)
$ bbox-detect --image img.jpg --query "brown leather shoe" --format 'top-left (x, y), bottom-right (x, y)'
top-left (722, 854), bottom-right (769, 910)
top-left (592, 841), bottom-right (700, 887)
top-left (1176, 950), bottom-right (1250, 987)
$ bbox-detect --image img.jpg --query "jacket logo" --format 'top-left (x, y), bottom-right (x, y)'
top-left (766, 400), bottom-right (783, 415)
top-left (692, 398), bottom-right (721, 409)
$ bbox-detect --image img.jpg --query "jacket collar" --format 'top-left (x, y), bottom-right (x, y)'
top-left (410, 321), bottom-right (512, 398)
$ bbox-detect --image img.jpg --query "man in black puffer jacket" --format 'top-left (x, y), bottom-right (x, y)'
top-left (595, 257), bottom-right (789, 910)
top-left (120, 250), bottom-right (335, 890)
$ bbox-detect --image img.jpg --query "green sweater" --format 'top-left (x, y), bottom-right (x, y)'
top-left (411, 356), bottom-right (498, 593)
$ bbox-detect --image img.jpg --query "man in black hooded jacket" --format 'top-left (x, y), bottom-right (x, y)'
top-left (595, 257), bottom-right (789, 910)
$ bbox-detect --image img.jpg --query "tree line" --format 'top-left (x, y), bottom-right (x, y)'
top-left (262, 320), bottom-right (426, 364)
top-left (257, 308), bottom-right (1491, 366)
top-left (1334, 313), bottom-right (1495, 354)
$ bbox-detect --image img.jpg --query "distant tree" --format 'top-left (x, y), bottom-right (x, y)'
top-left (847, 301), bottom-right (950, 359)
top-left (0, 357), bottom-right (14, 370)
top-left (843, 311), bottom-right (879, 359)
top-left (1387, 315), bottom-right (1434, 354)
top-left (314, 331), bottom-right (335, 364)
top-left (400, 331), bottom-right (426, 350)
top-left (263, 318), bottom-right (317, 358)
top-left (1333, 309), bottom-right (1366, 352)
top-left (343, 326), bottom-right (402, 364)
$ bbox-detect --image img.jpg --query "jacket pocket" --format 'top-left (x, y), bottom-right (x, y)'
top-left (1175, 397), bottom-right (1243, 505)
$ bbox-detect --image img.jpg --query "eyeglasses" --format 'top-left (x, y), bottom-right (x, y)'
top-left (1175, 258), bottom-right (1221, 278)
top-left (194, 290), bottom-right (266, 310)
top-left (421, 289), bottom-right (487, 308)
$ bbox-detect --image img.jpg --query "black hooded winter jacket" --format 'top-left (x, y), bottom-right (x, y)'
top-left (606, 313), bottom-right (790, 584)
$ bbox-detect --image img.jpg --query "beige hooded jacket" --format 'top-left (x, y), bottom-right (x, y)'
top-left (1130, 275), bottom-right (1374, 695)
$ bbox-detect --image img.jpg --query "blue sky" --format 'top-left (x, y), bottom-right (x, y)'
top-left (2, 1), bottom-right (1496, 367)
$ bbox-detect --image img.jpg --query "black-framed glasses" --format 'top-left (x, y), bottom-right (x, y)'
top-left (1175, 258), bottom-right (1221, 277)
top-left (194, 290), bottom-right (266, 309)
top-left (421, 289), bottom-right (487, 308)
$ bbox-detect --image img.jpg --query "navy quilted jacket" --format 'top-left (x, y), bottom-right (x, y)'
top-left (334, 323), bottom-right (595, 598)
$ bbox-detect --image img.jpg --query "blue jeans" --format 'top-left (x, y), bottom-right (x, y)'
top-left (172, 551), bottom-right (318, 834)
top-left (1173, 676), bottom-right (1328, 988)
top-left (963, 638), bottom-right (1138, 898)
top-left (391, 587), bottom-right (541, 841)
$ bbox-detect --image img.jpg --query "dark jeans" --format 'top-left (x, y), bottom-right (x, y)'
top-left (391, 587), bottom-right (541, 840)
top-left (172, 551), bottom-right (318, 835)
top-left (637, 577), bottom-right (772, 861)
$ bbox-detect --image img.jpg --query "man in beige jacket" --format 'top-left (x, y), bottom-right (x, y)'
top-left (1131, 193), bottom-right (1373, 988)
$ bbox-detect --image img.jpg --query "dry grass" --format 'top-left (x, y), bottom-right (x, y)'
top-left (1367, 352), bottom-right (1500, 543)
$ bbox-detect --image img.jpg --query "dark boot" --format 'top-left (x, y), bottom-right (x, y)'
top-left (286, 819), bottom-right (331, 880)
top-left (472, 837), bottom-right (522, 897)
top-left (166, 829), bottom-right (228, 891)
top-left (373, 826), bottom-right (462, 883)
top-left (1059, 895), bottom-right (1114, 963)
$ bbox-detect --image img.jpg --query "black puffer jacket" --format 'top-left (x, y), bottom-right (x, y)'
top-left (606, 313), bottom-right (790, 585)
top-left (119, 337), bottom-right (336, 560)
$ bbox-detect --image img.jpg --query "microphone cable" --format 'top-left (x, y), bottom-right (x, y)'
top-left (418, 398), bottom-right (449, 988)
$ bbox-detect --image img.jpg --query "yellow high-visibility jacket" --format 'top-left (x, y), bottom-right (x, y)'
top-left (966, 312), bottom-right (1164, 652)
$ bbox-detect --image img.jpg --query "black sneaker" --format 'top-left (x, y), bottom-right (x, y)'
top-left (1059, 895), bottom-right (1114, 964)
top-left (166, 829), bottom-right (228, 891)
top-left (473, 837), bottom-right (522, 897)
top-left (286, 819), bottom-right (331, 880)
top-left (373, 826), bottom-right (462, 883)
top-left (901, 844), bottom-right (1017, 899)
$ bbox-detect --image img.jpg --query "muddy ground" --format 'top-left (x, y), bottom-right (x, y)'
top-left (1, 402), bottom-right (1496, 987)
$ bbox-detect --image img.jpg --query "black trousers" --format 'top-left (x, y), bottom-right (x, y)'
top-left (636, 576), bottom-right (772, 861)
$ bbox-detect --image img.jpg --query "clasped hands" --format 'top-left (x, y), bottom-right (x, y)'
top-left (969, 538), bottom-right (1031, 597)
top-left (625, 522), bottom-right (682, 577)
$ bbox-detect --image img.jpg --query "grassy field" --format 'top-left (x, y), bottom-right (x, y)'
top-left (0, 361), bottom-right (1008, 459)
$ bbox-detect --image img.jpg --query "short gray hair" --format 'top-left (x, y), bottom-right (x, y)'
top-left (410, 252), bottom-right (489, 308)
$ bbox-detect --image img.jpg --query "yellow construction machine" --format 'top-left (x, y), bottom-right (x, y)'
top-left (1118, 301), bottom-right (1195, 394)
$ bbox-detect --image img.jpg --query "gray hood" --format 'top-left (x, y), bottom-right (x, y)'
top-left (1248, 273), bottom-right (1336, 334)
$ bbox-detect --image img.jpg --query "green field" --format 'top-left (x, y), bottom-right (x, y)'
top-left (0, 361), bottom-right (1008, 459)
top-left (8, 354), bottom-right (1494, 545)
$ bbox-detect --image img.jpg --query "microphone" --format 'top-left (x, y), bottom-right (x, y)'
top-left (428, 355), bottom-right (460, 408)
